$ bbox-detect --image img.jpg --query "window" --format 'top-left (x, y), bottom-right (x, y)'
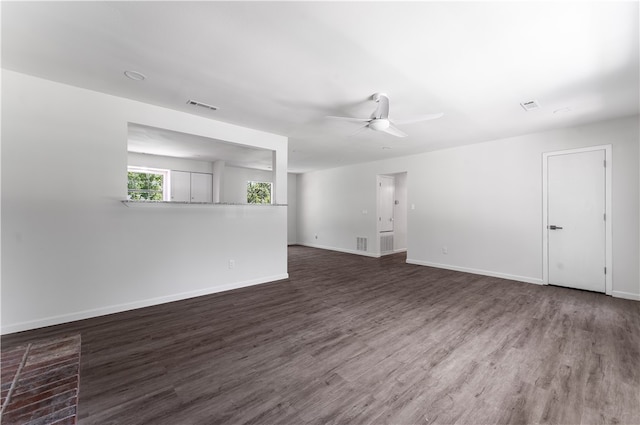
top-left (127, 167), bottom-right (169, 201)
top-left (247, 181), bottom-right (272, 204)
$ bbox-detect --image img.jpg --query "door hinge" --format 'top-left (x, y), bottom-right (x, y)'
top-left (604, 267), bottom-right (607, 275)
top-left (604, 160), bottom-right (606, 168)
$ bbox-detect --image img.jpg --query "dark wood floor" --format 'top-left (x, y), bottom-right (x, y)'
top-left (2, 245), bottom-right (639, 424)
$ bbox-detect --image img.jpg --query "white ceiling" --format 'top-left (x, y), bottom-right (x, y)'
top-left (128, 123), bottom-right (274, 170)
top-left (3, 1), bottom-right (638, 173)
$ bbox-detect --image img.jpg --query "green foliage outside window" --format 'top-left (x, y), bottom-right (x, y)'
top-left (128, 171), bottom-right (164, 200)
top-left (247, 181), bottom-right (272, 204)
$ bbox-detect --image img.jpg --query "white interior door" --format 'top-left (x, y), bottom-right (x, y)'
top-left (191, 172), bottom-right (213, 203)
top-left (170, 170), bottom-right (191, 202)
top-left (547, 150), bottom-right (606, 292)
top-left (378, 176), bottom-right (395, 232)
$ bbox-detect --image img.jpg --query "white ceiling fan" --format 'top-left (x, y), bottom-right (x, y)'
top-left (327, 93), bottom-right (443, 137)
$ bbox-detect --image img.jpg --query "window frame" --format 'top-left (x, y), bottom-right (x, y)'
top-left (127, 166), bottom-right (170, 201)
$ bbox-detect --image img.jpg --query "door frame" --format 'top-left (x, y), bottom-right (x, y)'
top-left (542, 145), bottom-right (612, 294)
top-left (377, 174), bottom-right (395, 234)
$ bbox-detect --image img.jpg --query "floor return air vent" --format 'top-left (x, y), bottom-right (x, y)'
top-left (380, 234), bottom-right (394, 253)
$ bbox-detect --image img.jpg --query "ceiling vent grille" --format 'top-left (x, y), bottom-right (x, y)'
top-left (187, 100), bottom-right (218, 111)
top-left (520, 100), bottom-right (541, 111)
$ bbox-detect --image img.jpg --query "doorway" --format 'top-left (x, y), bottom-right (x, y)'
top-left (542, 145), bottom-right (612, 294)
top-left (377, 172), bottom-right (407, 255)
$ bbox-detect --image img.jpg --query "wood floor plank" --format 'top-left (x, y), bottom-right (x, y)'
top-left (2, 245), bottom-right (639, 424)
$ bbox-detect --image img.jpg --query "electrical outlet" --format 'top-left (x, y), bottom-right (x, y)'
top-left (228, 259), bottom-right (235, 269)
top-left (442, 247), bottom-right (448, 254)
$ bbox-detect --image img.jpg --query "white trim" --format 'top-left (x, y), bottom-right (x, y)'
top-left (542, 145), bottom-right (612, 295)
top-left (1, 274), bottom-right (289, 335)
top-left (377, 174), bottom-right (397, 255)
top-left (406, 259), bottom-right (544, 285)
top-left (379, 247), bottom-right (407, 257)
top-left (298, 243), bottom-right (381, 258)
top-left (127, 166), bottom-right (168, 174)
top-left (611, 291), bottom-right (640, 301)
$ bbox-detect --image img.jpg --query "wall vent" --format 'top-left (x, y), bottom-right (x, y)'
top-left (380, 234), bottom-right (394, 253)
top-left (356, 237), bottom-right (368, 252)
top-left (186, 99), bottom-right (218, 111)
top-left (520, 100), bottom-right (540, 111)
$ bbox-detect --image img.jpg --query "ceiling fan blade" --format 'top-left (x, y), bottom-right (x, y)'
top-left (348, 124), bottom-right (371, 137)
top-left (382, 123), bottom-right (408, 138)
top-left (393, 113), bottom-right (444, 125)
top-left (326, 115), bottom-right (371, 124)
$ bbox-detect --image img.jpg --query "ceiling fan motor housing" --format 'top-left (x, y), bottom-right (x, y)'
top-left (369, 118), bottom-right (390, 131)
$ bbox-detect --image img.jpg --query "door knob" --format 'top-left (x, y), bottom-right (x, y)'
top-left (548, 225), bottom-right (563, 230)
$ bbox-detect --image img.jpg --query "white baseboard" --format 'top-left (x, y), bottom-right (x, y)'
top-left (298, 243), bottom-right (381, 258)
top-left (611, 290), bottom-right (640, 301)
top-left (380, 248), bottom-right (407, 256)
top-left (406, 259), bottom-right (544, 286)
top-left (1, 274), bottom-right (289, 335)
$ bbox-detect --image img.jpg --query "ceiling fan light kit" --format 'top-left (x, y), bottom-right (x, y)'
top-left (369, 119), bottom-right (390, 131)
top-left (327, 92), bottom-right (442, 138)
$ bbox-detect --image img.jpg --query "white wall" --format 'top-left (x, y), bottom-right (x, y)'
top-left (298, 166), bottom-right (380, 256)
top-left (1, 70), bottom-right (289, 334)
top-left (297, 115), bottom-right (640, 300)
top-left (392, 172), bottom-right (407, 252)
top-left (212, 165), bottom-right (298, 243)
top-left (222, 165), bottom-right (273, 204)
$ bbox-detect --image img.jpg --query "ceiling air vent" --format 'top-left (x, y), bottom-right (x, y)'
top-left (186, 99), bottom-right (218, 111)
top-left (520, 100), bottom-right (541, 111)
